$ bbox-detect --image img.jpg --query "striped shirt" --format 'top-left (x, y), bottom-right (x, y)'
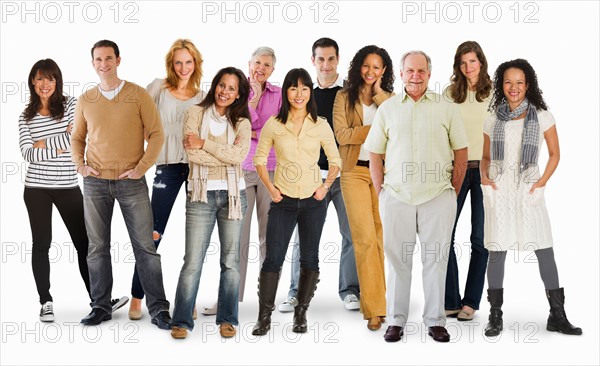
top-left (19, 96), bottom-right (78, 188)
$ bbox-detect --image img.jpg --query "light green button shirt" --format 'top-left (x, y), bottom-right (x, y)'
top-left (364, 91), bottom-right (468, 205)
top-left (254, 115), bottom-right (342, 199)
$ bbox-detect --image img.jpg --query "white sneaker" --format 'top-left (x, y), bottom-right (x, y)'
top-left (343, 294), bottom-right (360, 311)
top-left (200, 302), bottom-right (218, 316)
top-left (278, 297), bottom-right (298, 313)
top-left (40, 301), bottom-right (54, 322)
top-left (111, 296), bottom-right (129, 312)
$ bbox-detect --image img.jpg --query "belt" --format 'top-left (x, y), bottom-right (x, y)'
top-left (467, 160), bottom-right (480, 169)
top-left (356, 160), bottom-right (370, 168)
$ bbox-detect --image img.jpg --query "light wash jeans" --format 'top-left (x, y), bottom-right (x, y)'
top-left (172, 190), bottom-right (247, 331)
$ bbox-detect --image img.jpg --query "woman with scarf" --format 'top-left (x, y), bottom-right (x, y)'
top-left (481, 58), bottom-right (581, 337)
top-left (170, 67), bottom-right (251, 340)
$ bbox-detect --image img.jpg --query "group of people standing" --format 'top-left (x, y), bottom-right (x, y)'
top-left (19, 36), bottom-right (582, 343)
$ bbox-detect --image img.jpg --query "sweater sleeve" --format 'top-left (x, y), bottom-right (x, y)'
top-left (202, 118), bottom-right (252, 165)
top-left (135, 87), bottom-right (164, 175)
top-left (19, 114), bottom-right (59, 162)
top-left (71, 97), bottom-right (87, 170)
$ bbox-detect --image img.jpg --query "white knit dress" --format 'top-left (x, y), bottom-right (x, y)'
top-left (482, 110), bottom-right (556, 252)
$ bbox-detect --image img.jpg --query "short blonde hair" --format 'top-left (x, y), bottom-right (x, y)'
top-left (165, 39), bottom-right (203, 95)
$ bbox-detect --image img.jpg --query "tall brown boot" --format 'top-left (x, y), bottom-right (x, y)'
top-left (292, 269), bottom-right (320, 333)
top-left (546, 288), bottom-right (582, 335)
top-left (252, 271), bottom-right (280, 336)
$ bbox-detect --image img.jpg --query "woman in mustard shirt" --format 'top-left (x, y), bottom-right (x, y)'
top-left (251, 68), bottom-right (341, 336)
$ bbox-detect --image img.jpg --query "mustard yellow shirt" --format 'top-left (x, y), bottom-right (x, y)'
top-left (254, 115), bottom-right (342, 199)
top-left (364, 91), bottom-right (468, 205)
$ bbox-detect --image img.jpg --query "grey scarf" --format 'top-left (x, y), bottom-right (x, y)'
top-left (491, 98), bottom-right (539, 172)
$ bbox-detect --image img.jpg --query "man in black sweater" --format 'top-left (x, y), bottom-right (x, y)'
top-left (278, 38), bottom-right (360, 313)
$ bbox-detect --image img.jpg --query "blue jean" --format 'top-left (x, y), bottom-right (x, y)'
top-left (262, 195), bottom-right (327, 273)
top-left (287, 177), bottom-right (359, 300)
top-left (83, 176), bottom-right (170, 317)
top-left (131, 163), bottom-right (189, 299)
top-left (172, 190), bottom-right (247, 331)
top-left (445, 167), bottom-right (488, 310)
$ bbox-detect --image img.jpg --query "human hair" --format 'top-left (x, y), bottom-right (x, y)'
top-left (448, 41), bottom-right (492, 103)
top-left (312, 37), bottom-right (339, 57)
top-left (23, 59), bottom-right (66, 122)
top-left (400, 50), bottom-right (432, 71)
top-left (250, 46), bottom-right (276, 67)
top-left (275, 68), bottom-right (318, 123)
top-left (164, 39), bottom-right (203, 95)
top-left (489, 58), bottom-right (548, 112)
top-left (90, 39), bottom-right (120, 58)
top-left (345, 45), bottom-right (395, 107)
top-left (199, 67), bottom-right (250, 130)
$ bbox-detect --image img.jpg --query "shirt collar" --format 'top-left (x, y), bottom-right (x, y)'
top-left (402, 89), bottom-right (436, 103)
top-left (314, 73), bottom-right (344, 89)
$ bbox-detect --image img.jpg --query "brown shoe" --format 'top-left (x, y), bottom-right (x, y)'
top-left (445, 309), bottom-right (460, 318)
top-left (383, 326), bottom-right (403, 342)
top-left (171, 326), bottom-right (188, 339)
top-left (457, 307), bottom-right (476, 321)
top-left (367, 316), bottom-right (382, 331)
top-left (428, 326), bottom-right (450, 342)
top-left (220, 323), bottom-right (236, 338)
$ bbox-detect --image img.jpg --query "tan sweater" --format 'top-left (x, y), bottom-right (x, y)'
top-left (71, 81), bottom-right (164, 179)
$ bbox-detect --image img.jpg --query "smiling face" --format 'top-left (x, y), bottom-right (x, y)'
top-left (312, 46), bottom-right (339, 84)
top-left (214, 73), bottom-right (240, 115)
top-left (460, 51), bottom-right (482, 88)
top-left (503, 67), bottom-right (528, 110)
top-left (172, 48), bottom-right (195, 81)
top-left (249, 54), bottom-right (274, 85)
top-left (32, 70), bottom-right (56, 103)
top-left (92, 46), bottom-right (120, 82)
top-left (286, 80), bottom-right (311, 112)
top-left (360, 53), bottom-right (385, 86)
top-left (400, 53), bottom-right (430, 100)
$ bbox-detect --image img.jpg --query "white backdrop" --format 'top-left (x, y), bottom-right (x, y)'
top-left (1, 1), bottom-right (598, 365)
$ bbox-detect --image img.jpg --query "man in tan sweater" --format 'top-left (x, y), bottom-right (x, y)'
top-left (71, 40), bottom-right (172, 329)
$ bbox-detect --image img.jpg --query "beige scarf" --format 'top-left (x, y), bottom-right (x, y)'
top-left (189, 106), bottom-right (243, 220)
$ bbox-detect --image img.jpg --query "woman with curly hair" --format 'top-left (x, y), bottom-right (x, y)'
top-left (481, 58), bottom-right (582, 336)
top-left (443, 41), bottom-right (492, 321)
top-left (129, 39), bottom-right (205, 320)
top-left (333, 45), bottom-right (394, 330)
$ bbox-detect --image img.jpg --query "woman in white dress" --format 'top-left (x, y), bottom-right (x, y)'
top-left (480, 58), bottom-right (581, 336)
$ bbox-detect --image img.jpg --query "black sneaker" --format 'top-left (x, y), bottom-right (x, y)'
top-left (111, 296), bottom-right (129, 312)
top-left (151, 311), bottom-right (173, 330)
top-left (39, 301), bottom-right (54, 322)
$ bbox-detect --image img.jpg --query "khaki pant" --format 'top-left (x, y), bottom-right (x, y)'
top-left (341, 166), bottom-right (386, 319)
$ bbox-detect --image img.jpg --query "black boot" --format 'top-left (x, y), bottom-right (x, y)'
top-left (546, 288), bottom-right (582, 335)
top-left (484, 288), bottom-right (503, 337)
top-left (292, 269), bottom-right (320, 333)
top-left (252, 271), bottom-right (280, 336)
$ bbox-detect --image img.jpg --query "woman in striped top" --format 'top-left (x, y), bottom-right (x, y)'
top-left (19, 59), bottom-right (91, 322)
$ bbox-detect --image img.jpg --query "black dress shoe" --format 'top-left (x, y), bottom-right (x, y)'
top-left (428, 326), bottom-right (450, 342)
top-left (151, 311), bottom-right (173, 330)
top-left (81, 308), bottom-right (111, 325)
top-left (383, 326), bottom-right (403, 342)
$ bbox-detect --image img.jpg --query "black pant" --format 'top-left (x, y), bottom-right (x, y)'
top-left (24, 187), bottom-right (91, 304)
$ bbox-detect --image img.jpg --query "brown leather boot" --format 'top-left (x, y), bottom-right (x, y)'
top-left (251, 271), bottom-right (280, 336)
top-left (292, 269), bottom-right (320, 333)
